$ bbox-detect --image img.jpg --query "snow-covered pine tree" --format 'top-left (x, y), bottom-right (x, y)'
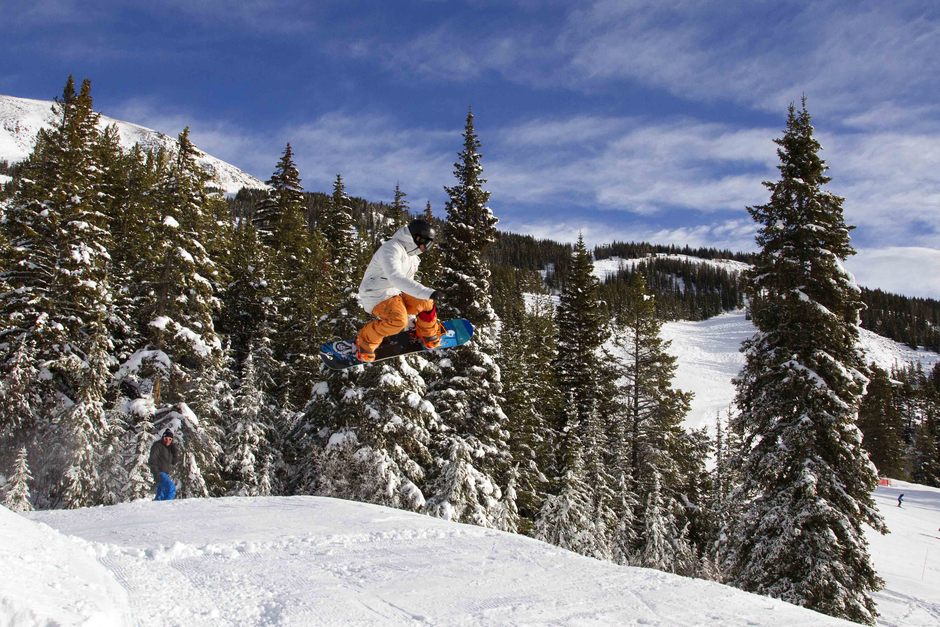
top-left (3, 446), bottom-right (33, 512)
top-left (322, 174), bottom-right (358, 293)
top-left (315, 356), bottom-right (437, 511)
top-left (534, 397), bottom-right (607, 558)
top-left (225, 348), bottom-right (274, 496)
top-left (544, 234), bottom-right (621, 552)
top-left (380, 183), bottom-right (411, 241)
top-left (123, 397), bottom-right (157, 501)
top-left (416, 201), bottom-right (442, 285)
top-left (553, 235), bottom-right (605, 432)
top-left (639, 471), bottom-right (678, 571)
top-left (220, 216), bottom-right (278, 374)
top-left (0, 338), bottom-right (41, 461)
top-left (96, 411), bottom-right (129, 506)
top-left (0, 77), bottom-right (115, 507)
top-left (719, 100), bottom-right (885, 624)
top-left (497, 296), bottom-right (559, 535)
top-left (249, 147), bottom-right (326, 406)
top-left (425, 110), bottom-right (511, 528)
top-left (253, 143), bottom-right (303, 245)
top-left (318, 174), bottom-right (368, 344)
top-left (136, 127), bottom-right (228, 498)
top-left (610, 469), bottom-right (639, 566)
top-left (494, 464), bottom-right (521, 534)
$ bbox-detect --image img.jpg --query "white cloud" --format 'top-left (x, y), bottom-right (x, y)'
top-left (821, 130), bottom-right (940, 248)
top-left (846, 247), bottom-right (940, 299)
top-left (284, 113), bottom-right (457, 205)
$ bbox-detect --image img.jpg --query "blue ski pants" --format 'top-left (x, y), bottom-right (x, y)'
top-left (155, 472), bottom-right (177, 501)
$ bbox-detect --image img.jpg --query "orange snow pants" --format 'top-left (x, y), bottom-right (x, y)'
top-left (357, 293), bottom-right (438, 353)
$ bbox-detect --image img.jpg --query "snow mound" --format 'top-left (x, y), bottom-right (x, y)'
top-left (0, 504), bottom-right (128, 626)
top-left (0, 94), bottom-right (266, 194)
top-left (26, 496), bottom-right (850, 626)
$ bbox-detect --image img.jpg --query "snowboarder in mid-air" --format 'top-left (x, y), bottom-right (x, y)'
top-left (355, 219), bottom-right (444, 363)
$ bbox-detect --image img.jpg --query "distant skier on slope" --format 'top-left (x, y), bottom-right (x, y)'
top-left (354, 219), bottom-right (444, 362)
top-left (898, 493), bottom-right (904, 508)
top-left (149, 429), bottom-right (179, 501)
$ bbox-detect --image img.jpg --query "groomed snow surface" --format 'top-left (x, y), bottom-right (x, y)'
top-left (7, 483), bottom-right (940, 626)
top-left (10, 496), bottom-right (853, 627)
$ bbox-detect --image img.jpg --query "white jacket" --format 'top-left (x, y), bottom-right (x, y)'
top-left (357, 226), bottom-right (435, 314)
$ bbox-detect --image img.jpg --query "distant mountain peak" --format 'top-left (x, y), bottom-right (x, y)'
top-left (0, 94), bottom-right (266, 194)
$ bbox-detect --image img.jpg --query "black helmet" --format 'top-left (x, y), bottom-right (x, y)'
top-left (408, 219), bottom-right (436, 249)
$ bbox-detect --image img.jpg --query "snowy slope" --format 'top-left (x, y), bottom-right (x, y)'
top-left (868, 481), bottom-right (940, 626)
top-left (0, 94), bottom-right (266, 194)
top-left (655, 310), bottom-right (940, 432)
top-left (16, 496), bottom-right (852, 627)
top-left (592, 254), bottom-right (751, 283)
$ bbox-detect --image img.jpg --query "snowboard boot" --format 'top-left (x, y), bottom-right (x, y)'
top-left (355, 339), bottom-right (376, 363)
top-left (417, 320), bottom-right (445, 349)
top-left (414, 305), bottom-right (444, 349)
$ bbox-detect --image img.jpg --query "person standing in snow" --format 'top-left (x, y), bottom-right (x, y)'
top-left (354, 219), bottom-right (444, 362)
top-left (897, 493), bottom-right (904, 508)
top-left (149, 429), bottom-right (179, 501)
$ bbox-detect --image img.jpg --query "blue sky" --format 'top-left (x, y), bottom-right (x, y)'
top-left (4, 0), bottom-right (940, 296)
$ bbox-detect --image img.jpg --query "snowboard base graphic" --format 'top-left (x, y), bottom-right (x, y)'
top-left (319, 318), bottom-right (474, 370)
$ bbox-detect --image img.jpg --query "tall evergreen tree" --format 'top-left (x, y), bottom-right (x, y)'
top-left (425, 110), bottom-right (511, 528)
top-left (719, 101), bottom-right (885, 624)
top-left (322, 174), bottom-right (358, 292)
top-left (610, 273), bottom-right (692, 495)
top-left (0, 77), bottom-right (114, 507)
top-left (498, 297), bottom-right (559, 535)
top-left (553, 235), bottom-right (606, 434)
top-left (137, 127), bottom-right (228, 498)
top-left (225, 348), bottom-right (274, 496)
top-left (539, 235), bottom-right (616, 554)
top-left (3, 446), bottom-right (33, 512)
top-left (380, 183), bottom-right (410, 241)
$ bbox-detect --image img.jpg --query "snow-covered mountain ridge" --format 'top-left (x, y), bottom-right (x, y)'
top-left (592, 254), bottom-right (751, 282)
top-left (0, 94), bottom-right (266, 194)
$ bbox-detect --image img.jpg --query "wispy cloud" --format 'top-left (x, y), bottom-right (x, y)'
top-left (846, 247), bottom-right (940, 299)
top-left (488, 115), bottom-right (776, 214)
top-left (108, 98), bottom-right (277, 178)
top-left (283, 113), bottom-right (457, 204)
top-left (360, 1), bottom-right (940, 128)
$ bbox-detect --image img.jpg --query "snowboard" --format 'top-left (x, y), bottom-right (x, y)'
top-left (319, 318), bottom-right (474, 371)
